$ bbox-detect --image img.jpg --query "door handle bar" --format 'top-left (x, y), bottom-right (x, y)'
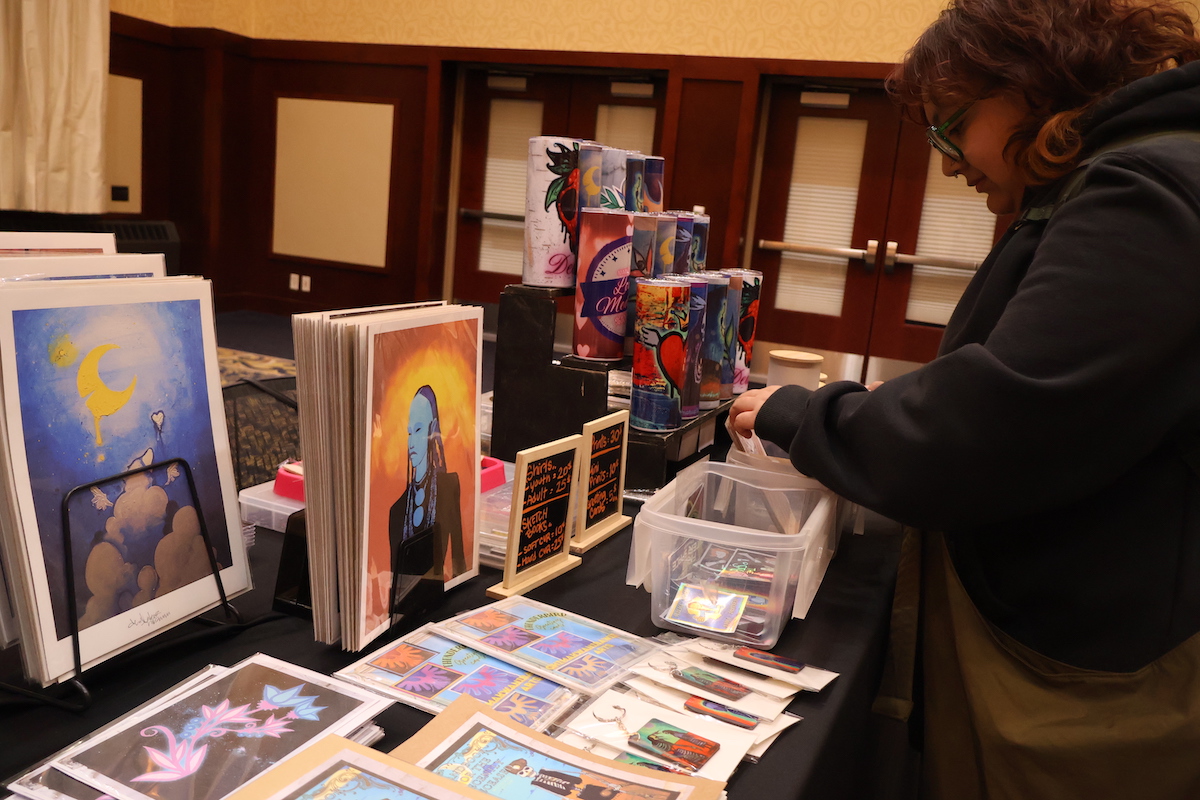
top-left (757, 238), bottom-right (881, 273)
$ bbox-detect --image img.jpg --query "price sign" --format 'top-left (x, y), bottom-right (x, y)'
top-left (573, 410), bottom-right (632, 553)
top-left (489, 434), bottom-right (583, 599)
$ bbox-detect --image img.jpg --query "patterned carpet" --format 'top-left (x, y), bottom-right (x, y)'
top-left (219, 349), bottom-right (301, 492)
top-left (218, 347), bottom-right (296, 387)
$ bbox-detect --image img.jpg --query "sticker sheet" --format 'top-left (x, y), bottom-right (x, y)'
top-left (335, 623), bottom-right (577, 729)
top-left (440, 598), bottom-right (656, 692)
top-left (54, 654), bottom-right (391, 800)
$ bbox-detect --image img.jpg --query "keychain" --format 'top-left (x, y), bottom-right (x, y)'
top-left (592, 706), bottom-right (720, 772)
top-left (700, 639), bottom-right (806, 674)
top-left (652, 659), bottom-right (753, 700)
top-left (683, 696), bottom-right (760, 729)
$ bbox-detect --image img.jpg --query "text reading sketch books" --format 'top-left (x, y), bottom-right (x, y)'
top-left (0, 276), bottom-right (251, 685)
top-left (294, 303), bottom-right (482, 650)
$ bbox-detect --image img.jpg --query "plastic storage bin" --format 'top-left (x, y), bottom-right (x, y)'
top-left (628, 460), bottom-right (838, 647)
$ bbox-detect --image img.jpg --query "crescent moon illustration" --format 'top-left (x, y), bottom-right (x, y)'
top-left (76, 343), bottom-right (137, 446)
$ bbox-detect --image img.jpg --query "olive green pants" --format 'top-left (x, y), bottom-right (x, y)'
top-left (879, 530), bottom-right (1200, 800)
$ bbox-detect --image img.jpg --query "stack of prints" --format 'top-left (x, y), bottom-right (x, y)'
top-left (8, 654), bottom-right (392, 800)
top-left (0, 242), bottom-right (251, 685)
top-left (293, 303), bottom-right (483, 650)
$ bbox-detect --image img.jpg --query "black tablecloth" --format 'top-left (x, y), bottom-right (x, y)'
top-left (0, 506), bottom-right (904, 799)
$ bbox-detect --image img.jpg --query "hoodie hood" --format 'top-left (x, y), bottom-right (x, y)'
top-left (1082, 59), bottom-right (1200, 149)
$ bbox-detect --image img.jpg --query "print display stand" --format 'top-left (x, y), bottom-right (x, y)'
top-left (0, 457), bottom-right (238, 710)
top-left (491, 283), bottom-right (733, 491)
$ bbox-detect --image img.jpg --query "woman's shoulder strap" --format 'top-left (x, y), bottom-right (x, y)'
top-left (1020, 129), bottom-right (1200, 223)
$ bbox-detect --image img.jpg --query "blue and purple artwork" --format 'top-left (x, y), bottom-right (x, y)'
top-left (12, 297), bottom-right (233, 640)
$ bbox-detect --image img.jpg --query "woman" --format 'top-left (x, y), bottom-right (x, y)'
top-left (732, 0), bottom-right (1200, 795)
top-left (388, 385), bottom-right (466, 614)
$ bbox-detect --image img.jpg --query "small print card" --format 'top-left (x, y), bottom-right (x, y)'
top-left (335, 623), bottom-right (578, 729)
top-left (440, 598), bottom-right (655, 692)
top-left (664, 584), bottom-right (748, 634)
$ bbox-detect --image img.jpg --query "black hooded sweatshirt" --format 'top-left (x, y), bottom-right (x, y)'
top-left (756, 60), bottom-right (1200, 672)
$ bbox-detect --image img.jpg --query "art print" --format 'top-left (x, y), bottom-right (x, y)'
top-left (458, 608), bottom-right (520, 633)
top-left (56, 655), bottom-right (389, 800)
top-left (0, 279), bottom-right (250, 682)
top-left (442, 599), bottom-right (654, 691)
top-left (360, 308), bottom-right (482, 645)
top-left (422, 723), bottom-right (681, 800)
top-left (390, 700), bottom-right (725, 800)
top-left (222, 735), bottom-right (497, 800)
top-left (481, 626), bottom-right (544, 651)
top-left (336, 626), bottom-right (574, 728)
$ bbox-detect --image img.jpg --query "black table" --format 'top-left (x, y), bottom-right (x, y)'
top-left (0, 505), bottom-right (904, 799)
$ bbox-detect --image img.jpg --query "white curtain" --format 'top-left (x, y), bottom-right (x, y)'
top-left (0, 0), bottom-right (109, 214)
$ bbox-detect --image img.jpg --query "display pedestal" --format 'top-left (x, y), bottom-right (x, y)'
top-left (490, 284), bottom-right (730, 490)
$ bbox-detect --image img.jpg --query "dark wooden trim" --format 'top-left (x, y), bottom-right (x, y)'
top-left (111, 11), bottom-right (914, 332)
top-left (110, 12), bottom-right (174, 45)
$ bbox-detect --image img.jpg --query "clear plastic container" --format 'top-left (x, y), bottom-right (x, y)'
top-left (628, 460), bottom-right (838, 647)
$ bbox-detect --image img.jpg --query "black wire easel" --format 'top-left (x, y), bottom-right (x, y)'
top-left (0, 457), bottom-right (240, 711)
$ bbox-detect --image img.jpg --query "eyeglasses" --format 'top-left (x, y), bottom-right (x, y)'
top-left (926, 104), bottom-right (972, 162)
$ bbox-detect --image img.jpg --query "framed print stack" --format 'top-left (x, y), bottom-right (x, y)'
top-left (0, 273), bottom-right (251, 685)
top-left (47, 654), bottom-right (392, 800)
top-left (293, 303), bottom-right (483, 650)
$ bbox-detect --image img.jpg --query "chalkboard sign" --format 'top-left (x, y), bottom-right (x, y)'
top-left (572, 410), bottom-right (632, 554)
top-left (489, 433), bottom-right (583, 599)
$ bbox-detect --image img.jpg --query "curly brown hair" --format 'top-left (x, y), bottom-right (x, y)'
top-left (887, 0), bottom-right (1200, 183)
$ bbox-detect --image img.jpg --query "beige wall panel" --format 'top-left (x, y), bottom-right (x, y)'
top-left (105, 74), bottom-right (143, 214)
top-left (113, 0), bottom-right (948, 63)
top-left (272, 97), bottom-right (394, 269)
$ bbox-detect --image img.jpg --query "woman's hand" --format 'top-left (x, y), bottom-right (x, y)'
top-left (729, 385), bottom-right (782, 438)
